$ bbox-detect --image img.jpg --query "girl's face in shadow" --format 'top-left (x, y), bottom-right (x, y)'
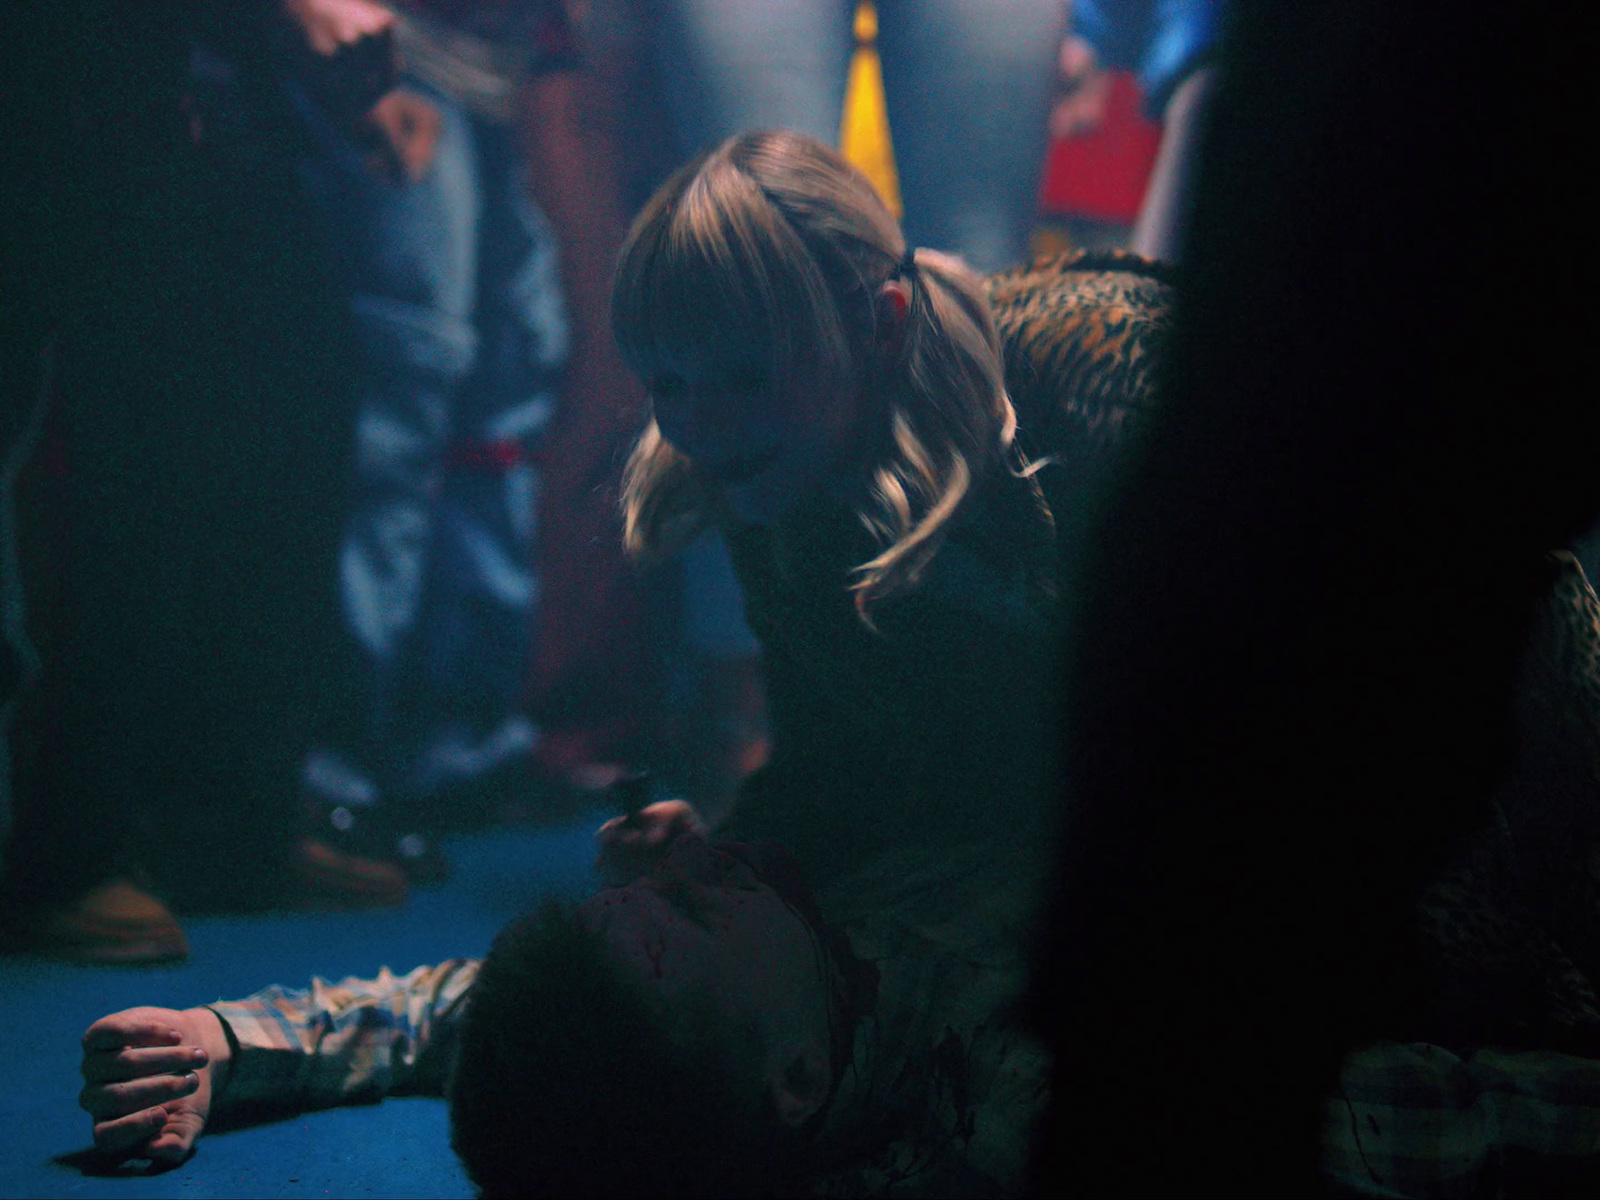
top-left (646, 329), bottom-right (861, 525)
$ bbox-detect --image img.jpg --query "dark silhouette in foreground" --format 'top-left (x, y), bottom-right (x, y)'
top-left (1030, 3), bottom-right (1600, 1194)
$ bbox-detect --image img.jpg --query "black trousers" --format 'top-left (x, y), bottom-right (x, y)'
top-left (1, 3), bottom-right (363, 911)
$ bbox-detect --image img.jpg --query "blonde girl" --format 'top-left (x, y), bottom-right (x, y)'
top-left (610, 130), bottom-right (1065, 877)
top-left (614, 129), bottom-right (1039, 612)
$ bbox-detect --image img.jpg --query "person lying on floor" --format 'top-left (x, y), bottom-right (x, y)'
top-left (80, 805), bottom-right (1050, 1196)
top-left (75, 133), bottom-right (1175, 1197)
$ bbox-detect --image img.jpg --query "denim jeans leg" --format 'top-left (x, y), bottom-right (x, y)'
top-left (876, 0), bottom-right (1067, 272)
top-left (651, 0), bottom-right (852, 155)
top-left (406, 116), bottom-right (567, 798)
top-left (292, 80), bottom-right (482, 806)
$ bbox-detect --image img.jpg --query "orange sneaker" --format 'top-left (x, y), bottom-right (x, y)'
top-left (0, 879), bottom-right (191, 965)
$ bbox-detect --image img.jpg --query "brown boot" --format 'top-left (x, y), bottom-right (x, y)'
top-left (288, 837), bottom-right (410, 909)
top-left (0, 879), bottom-right (190, 965)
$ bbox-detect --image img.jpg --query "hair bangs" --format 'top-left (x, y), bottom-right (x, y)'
top-left (618, 132), bottom-right (1023, 615)
top-left (614, 154), bottom-right (849, 400)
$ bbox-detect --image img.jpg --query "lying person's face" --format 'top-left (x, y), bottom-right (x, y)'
top-left (646, 333), bottom-right (860, 525)
top-left (580, 836), bottom-right (840, 1127)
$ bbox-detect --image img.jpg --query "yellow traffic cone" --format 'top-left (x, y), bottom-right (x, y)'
top-left (839, 1), bottom-right (902, 219)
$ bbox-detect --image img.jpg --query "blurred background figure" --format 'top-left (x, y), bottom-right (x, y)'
top-left (654, 0), bottom-right (1070, 273)
top-left (276, 0), bottom-right (560, 880)
top-left (1034, 30), bottom-right (1165, 255)
top-left (1032, 0), bottom-right (1222, 263)
top-left (0, 0), bottom-right (652, 959)
top-left (272, 0), bottom-right (651, 881)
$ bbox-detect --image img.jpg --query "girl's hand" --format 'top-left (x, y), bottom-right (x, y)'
top-left (79, 1006), bottom-right (231, 1164)
top-left (594, 800), bottom-right (708, 887)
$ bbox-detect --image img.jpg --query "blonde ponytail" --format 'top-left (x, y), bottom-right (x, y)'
top-left (850, 246), bottom-right (1014, 613)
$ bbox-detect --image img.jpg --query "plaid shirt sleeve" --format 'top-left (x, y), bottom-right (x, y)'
top-left (1321, 1041), bottom-right (1600, 1196)
top-left (204, 959), bottom-right (479, 1115)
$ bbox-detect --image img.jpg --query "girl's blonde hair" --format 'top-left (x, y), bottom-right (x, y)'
top-left (613, 130), bottom-right (1017, 616)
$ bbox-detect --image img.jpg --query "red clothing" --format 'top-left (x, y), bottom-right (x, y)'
top-left (1038, 71), bottom-right (1162, 225)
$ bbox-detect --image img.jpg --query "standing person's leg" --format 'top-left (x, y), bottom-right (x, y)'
top-left (403, 114), bottom-right (565, 816)
top-left (291, 78), bottom-right (483, 876)
top-left (0, 7), bottom-right (235, 951)
top-left (650, 0), bottom-right (852, 154)
top-left (0, 329), bottom-right (192, 957)
top-left (1129, 65), bottom-right (1218, 264)
top-left (6, 9), bottom-right (375, 936)
top-left (876, 0), bottom-right (1067, 272)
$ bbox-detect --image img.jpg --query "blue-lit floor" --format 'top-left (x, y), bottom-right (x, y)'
top-left (0, 816), bottom-right (609, 1199)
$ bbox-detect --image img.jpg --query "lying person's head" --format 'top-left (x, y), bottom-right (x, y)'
top-left (448, 836), bottom-right (868, 1198)
top-left (613, 129), bottom-right (1014, 614)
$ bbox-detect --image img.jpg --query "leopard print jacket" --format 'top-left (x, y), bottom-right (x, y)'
top-left (985, 248), bottom-right (1174, 492)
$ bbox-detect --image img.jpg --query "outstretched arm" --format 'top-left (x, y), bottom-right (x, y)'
top-left (78, 959), bottom-right (478, 1163)
top-left (79, 1006), bottom-right (231, 1164)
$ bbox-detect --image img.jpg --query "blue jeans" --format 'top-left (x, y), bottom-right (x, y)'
top-left (654, 0), bottom-right (1068, 273)
top-left (653, 0), bottom-right (1067, 658)
top-left (290, 80), bottom-right (568, 808)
